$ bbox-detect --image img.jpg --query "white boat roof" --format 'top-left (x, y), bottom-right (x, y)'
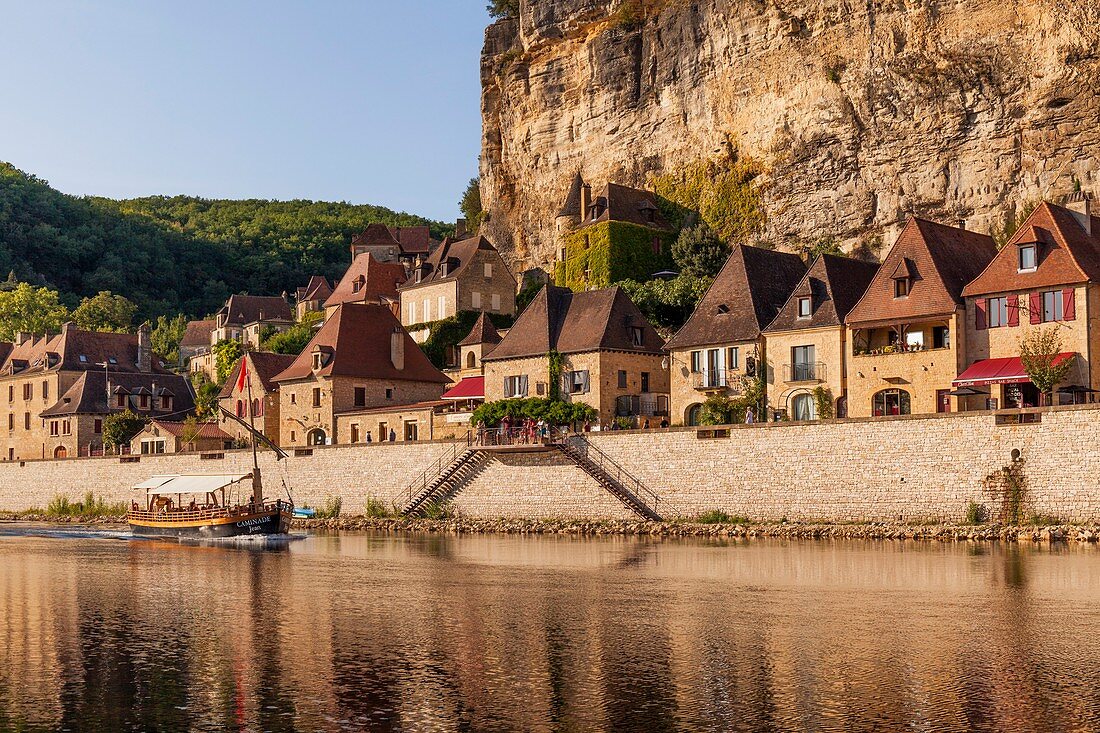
top-left (133, 474), bottom-right (251, 495)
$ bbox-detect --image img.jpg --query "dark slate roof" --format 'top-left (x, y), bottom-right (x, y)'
top-left (962, 201), bottom-right (1100, 296)
top-left (482, 285), bottom-right (663, 361)
top-left (458, 313), bottom-right (502, 346)
top-left (325, 253), bottom-right (408, 308)
top-left (41, 370), bottom-right (195, 417)
top-left (583, 182), bottom-right (672, 231)
top-left (218, 295), bottom-right (293, 326)
top-left (180, 320), bottom-right (216, 348)
top-left (765, 254), bottom-right (880, 332)
top-left (351, 224), bottom-right (435, 255)
top-left (218, 351), bottom-right (297, 398)
top-left (664, 245), bottom-right (808, 350)
top-left (558, 172), bottom-right (584, 218)
top-left (400, 236), bottom-right (509, 290)
top-left (272, 304), bottom-right (451, 384)
top-left (846, 218), bottom-right (997, 327)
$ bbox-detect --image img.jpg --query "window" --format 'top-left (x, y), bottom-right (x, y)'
top-left (791, 393), bottom-right (816, 421)
top-left (559, 247), bottom-right (567, 262)
top-left (792, 345), bottom-right (815, 381)
top-left (163, 396), bottom-right (173, 411)
top-left (414, 269), bottom-right (423, 284)
top-left (472, 291), bottom-right (481, 309)
top-left (93, 418), bottom-right (102, 434)
top-left (872, 389), bottom-right (911, 417)
top-left (894, 278), bottom-right (910, 298)
top-left (906, 330), bottom-right (925, 350)
top-left (312, 387), bottom-right (322, 408)
top-left (290, 393), bottom-right (297, 405)
top-left (440, 262), bottom-right (449, 278)
top-left (385, 388), bottom-right (394, 400)
top-left (404, 421), bottom-right (418, 442)
top-left (50, 421), bottom-right (58, 437)
top-left (641, 371), bottom-right (650, 393)
top-left (1042, 290), bottom-right (1064, 322)
top-left (7, 386), bottom-right (11, 402)
top-left (139, 395), bottom-right (149, 409)
top-left (236, 399), bottom-right (245, 418)
top-left (727, 347), bottom-right (740, 370)
top-left (252, 398), bottom-right (261, 418)
top-left (629, 327), bottom-right (644, 347)
top-left (352, 275), bottom-right (365, 293)
top-left (290, 430), bottom-right (296, 443)
top-left (42, 381), bottom-right (48, 401)
top-left (617, 370), bottom-right (627, 389)
top-left (108, 357), bottom-right (117, 365)
top-left (504, 375), bottom-right (528, 398)
top-left (117, 395), bottom-right (126, 408)
top-left (484, 263), bottom-right (493, 278)
top-left (933, 326), bottom-right (949, 350)
top-left (797, 297), bottom-right (812, 319)
top-left (567, 370), bottom-right (590, 395)
top-left (466, 351), bottom-right (476, 369)
top-left (24, 412), bottom-right (30, 430)
top-left (422, 299), bottom-right (431, 321)
top-left (354, 387), bottom-right (366, 407)
top-left (312, 352), bottom-right (323, 370)
top-left (1019, 244), bottom-right (1037, 271)
top-left (61, 419), bottom-right (71, 436)
top-left (140, 439), bottom-right (166, 455)
top-left (6, 414), bottom-right (11, 430)
top-left (78, 355), bottom-right (88, 363)
top-left (491, 293), bottom-right (501, 311)
top-left (987, 297), bottom-right (1008, 328)
top-left (408, 302), bottom-right (417, 323)
top-left (690, 351), bottom-right (703, 373)
top-left (350, 423), bottom-right (360, 443)
top-left (22, 383), bottom-right (31, 400)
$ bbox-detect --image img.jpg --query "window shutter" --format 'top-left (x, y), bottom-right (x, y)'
top-left (1063, 288), bottom-right (1076, 321)
top-left (581, 371), bottom-right (590, 393)
top-left (520, 375), bottom-right (529, 396)
top-left (975, 298), bottom-right (987, 330)
top-left (1007, 295), bottom-right (1020, 327)
top-left (1029, 292), bottom-right (1042, 324)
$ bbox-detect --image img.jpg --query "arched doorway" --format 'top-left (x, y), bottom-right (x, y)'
top-left (306, 429), bottom-right (327, 446)
top-left (686, 403), bottom-right (703, 426)
top-left (836, 395), bottom-right (848, 419)
top-left (791, 393), bottom-right (816, 421)
top-left (53, 446), bottom-right (67, 459)
top-left (872, 389), bottom-right (911, 417)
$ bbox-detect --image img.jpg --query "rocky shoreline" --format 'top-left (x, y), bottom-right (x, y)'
top-left (3, 512), bottom-right (1098, 543)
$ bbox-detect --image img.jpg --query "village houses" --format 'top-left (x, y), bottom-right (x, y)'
top-left (664, 244), bottom-right (807, 426)
top-left (218, 351), bottom-right (296, 445)
top-left (350, 223), bottom-right (437, 266)
top-left (324, 251), bottom-right (407, 319)
top-left (130, 419), bottom-right (232, 455)
top-left (481, 284), bottom-right (669, 427)
top-left (844, 218), bottom-right (998, 417)
top-left (763, 254), bottom-right (880, 420)
top-left (294, 276), bottom-right (333, 320)
top-left (178, 319), bottom-right (215, 370)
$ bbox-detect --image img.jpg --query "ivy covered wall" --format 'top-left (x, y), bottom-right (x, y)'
top-left (553, 221), bottom-right (675, 291)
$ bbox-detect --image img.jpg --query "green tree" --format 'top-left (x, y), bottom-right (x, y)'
top-left (487, 0), bottom-right (518, 19)
top-left (672, 223), bottom-right (728, 278)
top-left (459, 177), bottom-right (484, 231)
top-left (72, 290), bottom-right (138, 332)
top-left (191, 373), bottom-right (222, 420)
top-left (151, 314), bottom-right (188, 365)
top-left (0, 282), bottom-right (71, 340)
top-left (1020, 327), bottom-right (1074, 405)
top-left (102, 409), bottom-right (148, 453)
top-left (618, 275), bottom-right (713, 333)
top-left (212, 339), bottom-right (244, 385)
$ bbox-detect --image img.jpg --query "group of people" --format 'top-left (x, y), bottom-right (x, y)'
top-left (481, 416), bottom-right (553, 445)
top-left (362, 429), bottom-right (398, 443)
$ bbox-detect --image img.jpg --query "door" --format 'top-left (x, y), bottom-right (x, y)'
top-left (404, 421), bottom-right (418, 442)
top-left (791, 393), bottom-right (816, 421)
top-left (936, 389), bottom-right (952, 413)
top-left (792, 345), bottom-right (815, 381)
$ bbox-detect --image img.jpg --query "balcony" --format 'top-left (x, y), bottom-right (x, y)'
top-left (692, 370), bottom-right (743, 392)
top-left (784, 362), bottom-right (827, 383)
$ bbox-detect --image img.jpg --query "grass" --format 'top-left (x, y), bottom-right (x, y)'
top-left (363, 495), bottom-right (396, 519)
top-left (694, 510), bottom-right (751, 525)
top-left (421, 500), bottom-right (456, 520)
top-left (44, 492), bottom-right (127, 518)
top-left (309, 496), bottom-right (342, 520)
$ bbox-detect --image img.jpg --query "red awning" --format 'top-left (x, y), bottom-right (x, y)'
top-left (441, 376), bottom-right (485, 400)
top-left (953, 353), bottom-right (1075, 387)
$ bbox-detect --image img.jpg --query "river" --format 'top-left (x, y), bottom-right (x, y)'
top-left (0, 527), bottom-right (1098, 732)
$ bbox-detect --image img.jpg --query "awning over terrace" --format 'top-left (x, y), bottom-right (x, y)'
top-left (441, 376), bottom-right (485, 400)
top-left (953, 353), bottom-right (1075, 388)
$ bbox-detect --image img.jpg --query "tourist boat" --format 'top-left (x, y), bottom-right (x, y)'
top-left (128, 358), bottom-right (294, 538)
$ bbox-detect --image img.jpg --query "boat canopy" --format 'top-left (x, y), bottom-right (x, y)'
top-left (133, 474), bottom-right (251, 495)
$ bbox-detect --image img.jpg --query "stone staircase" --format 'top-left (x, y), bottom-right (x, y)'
top-left (554, 438), bottom-right (666, 521)
top-left (398, 433), bottom-right (486, 517)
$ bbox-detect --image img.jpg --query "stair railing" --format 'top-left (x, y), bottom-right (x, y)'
top-left (396, 431), bottom-right (472, 511)
top-left (567, 435), bottom-right (665, 519)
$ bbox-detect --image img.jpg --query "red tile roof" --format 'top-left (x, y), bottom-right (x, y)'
top-left (351, 224), bottom-right (435, 255)
top-left (846, 218), bottom-right (997, 327)
top-left (271, 304), bottom-right (451, 384)
top-left (296, 276), bottom-right (333, 303)
top-left (218, 295), bottom-right (293, 326)
top-left (148, 419), bottom-right (232, 440)
top-left (41, 370), bottom-right (195, 417)
top-left (0, 325), bottom-right (176, 377)
top-left (765, 254), bottom-right (880, 332)
top-left (325, 253), bottom-right (408, 309)
top-left (218, 351), bottom-right (297, 398)
top-left (962, 202), bottom-right (1100, 296)
top-left (180, 320), bottom-right (216, 348)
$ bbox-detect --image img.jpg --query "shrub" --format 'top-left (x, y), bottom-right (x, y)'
top-left (812, 386), bottom-right (835, 420)
top-left (313, 496), bottom-right (342, 519)
top-left (964, 501), bottom-right (988, 525)
top-left (46, 491), bottom-right (127, 518)
top-left (650, 148), bottom-right (766, 244)
top-left (471, 397), bottom-right (597, 428)
top-left (672, 223), bottom-right (728, 278)
top-left (363, 496), bottom-right (394, 519)
top-left (422, 500), bottom-right (456, 520)
top-left (695, 510), bottom-right (750, 525)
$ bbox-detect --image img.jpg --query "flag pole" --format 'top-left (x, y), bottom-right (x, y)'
top-left (242, 356), bottom-right (263, 507)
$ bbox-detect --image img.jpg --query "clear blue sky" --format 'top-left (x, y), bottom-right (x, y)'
top-left (0, 1), bottom-right (491, 222)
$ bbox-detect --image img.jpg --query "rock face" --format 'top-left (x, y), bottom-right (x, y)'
top-left (480, 0), bottom-right (1100, 272)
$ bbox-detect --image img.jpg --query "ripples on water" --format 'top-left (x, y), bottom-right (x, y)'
top-left (0, 527), bottom-right (1099, 732)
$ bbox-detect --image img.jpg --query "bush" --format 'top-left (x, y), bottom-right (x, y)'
top-left (363, 496), bottom-right (394, 519)
top-left (672, 223), bottom-right (728, 278)
top-left (422, 500), bottom-right (456, 520)
top-left (695, 510), bottom-right (751, 525)
top-left (407, 310), bottom-right (514, 369)
top-left (812, 386), bottom-right (835, 420)
top-left (313, 496), bottom-right (342, 519)
top-left (102, 409), bottom-right (148, 452)
top-left (471, 398), bottom-right (597, 428)
top-left (618, 275), bottom-right (712, 333)
top-left (46, 491), bottom-right (127, 518)
top-left (964, 501), bottom-right (988, 525)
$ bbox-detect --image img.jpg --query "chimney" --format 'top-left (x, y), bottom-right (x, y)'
top-left (137, 322), bottom-right (152, 372)
top-left (580, 183), bottom-right (592, 220)
top-left (1066, 191), bottom-right (1092, 236)
top-left (390, 327), bottom-right (405, 370)
top-left (14, 332), bottom-right (30, 346)
top-left (455, 218), bottom-right (468, 239)
top-left (61, 321), bottom-right (73, 335)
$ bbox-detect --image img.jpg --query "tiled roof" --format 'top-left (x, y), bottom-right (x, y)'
top-left (180, 320), bottom-right (216, 348)
top-left (458, 313), bottom-right (502, 346)
top-left (846, 218), bottom-right (997, 327)
top-left (482, 285), bottom-right (663, 361)
top-left (146, 419), bottom-right (232, 440)
top-left (40, 370), bottom-right (195, 417)
top-left (766, 254), bottom-right (880, 332)
top-left (325, 253), bottom-right (407, 309)
top-left (218, 295), bottom-right (293, 326)
top-left (0, 325), bottom-right (175, 377)
top-left (218, 351), bottom-right (297, 398)
top-left (665, 245), bottom-right (807, 350)
top-left (400, 236), bottom-right (507, 290)
top-left (296, 276), bottom-right (333, 303)
top-left (961, 202), bottom-right (1100, 296)
top-left (583, 182), bottom-right (672, 231)
top-left (558, 172), bottom-right (584, 218)
top-left (351, 224), bottom-right (435, 255)
top-left (271, 304), bottom-right (451, 384)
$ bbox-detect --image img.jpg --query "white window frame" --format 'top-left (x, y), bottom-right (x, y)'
top-left (1019, 245), bottom-right (1037, 272)
top-left (727, 347), bottom-right (740, 370)
top-left (471, 291), bottom-right (481, 309)
top-left (504, 375), bottom-right (529, 398)
top-left (1042, 290), bottom-right (1064, 322)
top-left (797, 297), bottom-right (811, 319)
top-left (987, 296), bottom-right (1008, 328)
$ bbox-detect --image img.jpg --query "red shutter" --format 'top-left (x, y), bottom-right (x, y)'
top-left (1007, 295), bottom-right (1020, 327)
top-left (1029, 292), bottom-right (1042, 324)
top-left (1063, 288), bottom-right (1076, 321)
top-left (975, 298), bottom-right (987, 330)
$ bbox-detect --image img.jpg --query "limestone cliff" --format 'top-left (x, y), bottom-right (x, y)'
top-left (480, 0), bottom-right (1100, 271)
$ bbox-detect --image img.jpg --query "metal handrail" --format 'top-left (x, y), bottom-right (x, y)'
top-left (127, 500), bottom-right (288, 522)
top-left (568, 436), bottom-right (663, 516)
top-left (397, 431), bottom-right (472, 508)
top-left (475, 425), bottom-right (563, 446)
top-left (784, 361), bottom-right (827, 383)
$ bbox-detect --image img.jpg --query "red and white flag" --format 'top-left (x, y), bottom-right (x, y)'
top-left (235, 358), bottom-right (248, 393)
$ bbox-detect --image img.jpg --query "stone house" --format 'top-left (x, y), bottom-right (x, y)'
top-left (178, 319), bottom-right (215, 370)
top-left (324, 252), bottom-right (407, 319)
top-left (434, 313), bottom-right (504, 426)
top-left (211, 294), bottom-right (295, 349)
top-left (294, 276), bottom-right (333, 320)
top-left (763, 254), bottom-right (879, 420)
top-left (271, 303), bottom-right (451, 448)
top-left (957, 195), bottom-right (1100, 409)
top-left (0, 323), bottom-right (196, 460)
top-left (664, 245), bottom-right (807, 426)
top-left (554, 175), bottom-right (676, 289)
top-left (399, 235), bottom-right (517, 334)
top-left (217, 351), bottom-right (296, 445)
top-left (845, 218), bottom-right (997, 418)
top-left (481, 285), bottom-right (668, 427)
top-left (334, 399), bottom-right (470, 445)
top-left (130, 419), bottom-right (232, 455)
top-left (350, 223), bottom-right (436, 266)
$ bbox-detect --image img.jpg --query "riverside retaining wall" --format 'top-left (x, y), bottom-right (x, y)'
top-left (0, 405), bottom-right (1098, 523)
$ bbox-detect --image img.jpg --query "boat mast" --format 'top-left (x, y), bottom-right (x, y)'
top-left (245, 358), bottom-right (263, 506)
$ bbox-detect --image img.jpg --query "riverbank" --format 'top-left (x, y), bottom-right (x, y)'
top-left (5, 512), bottom-right (1099, 543)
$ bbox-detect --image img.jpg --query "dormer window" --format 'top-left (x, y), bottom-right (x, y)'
top-left (108, 357), bottom-right (117, 365)
top-left (78, 355), bottom-right (88, 363)
top-left (797, 297), bottom-right (812, 319)
top-left (629, 326), bottom-right (644, 347)
top-left (894, 278), bottom-right (910, 298)
top-left (414, 268), bottom-right (423, 284)
top-left (352, 275), bottom-right (365, 294)
top-left (312, 352), bottom-right (324, 371)
top-left (1018, 244), bottom-right (1037, 271)
top-left (716, 304), bottom-right (730, 315)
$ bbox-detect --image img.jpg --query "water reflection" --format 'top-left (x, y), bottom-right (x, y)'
top-left (0, 531), bottom-right (1099, 732)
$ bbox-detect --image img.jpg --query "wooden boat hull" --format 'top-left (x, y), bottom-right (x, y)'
top-left (129, 507), bottom-right (293, 538)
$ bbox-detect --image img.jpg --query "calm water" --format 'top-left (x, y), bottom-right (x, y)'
top-left (1, 528), bottom-right (1099, 733)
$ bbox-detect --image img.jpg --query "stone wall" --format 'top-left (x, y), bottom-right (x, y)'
top-left (3, 405), bottom-right (1100, 523)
